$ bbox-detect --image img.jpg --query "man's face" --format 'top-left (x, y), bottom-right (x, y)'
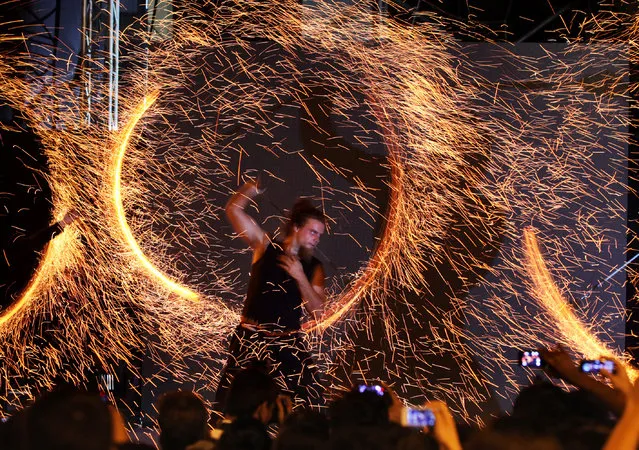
top-left (294, 218), bottom-right (325, 252)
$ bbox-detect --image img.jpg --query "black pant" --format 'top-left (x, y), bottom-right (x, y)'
top-left (214, 325), bottom-right (322, 413)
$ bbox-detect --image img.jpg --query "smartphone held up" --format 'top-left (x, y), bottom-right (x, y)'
top-left (518, 350), bottom-right (546, 368)
top-left (402, 407), bottom-right (436, 428)
top-left (579, 359), bottom-right (616, 375)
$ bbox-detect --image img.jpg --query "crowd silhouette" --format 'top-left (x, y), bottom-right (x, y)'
top-left (1, 345), bottom-right (638, 450)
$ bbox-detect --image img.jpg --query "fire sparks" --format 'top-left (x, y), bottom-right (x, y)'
top-left (0, 0), bottom-right (637, 423)
top-left (523, 228), bottom-right (637, 380)
top-left (111, 91), bottom-right (199, 302)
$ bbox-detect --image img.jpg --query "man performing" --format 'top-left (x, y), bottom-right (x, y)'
top-left (214, 180), bottom-right (327, 412)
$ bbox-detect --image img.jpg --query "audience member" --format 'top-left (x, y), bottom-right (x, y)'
top-left (464, 430), bottom-right (563, 450)
top-left (158, 391), bottom-right (211, 450)
top-left (272, 409), bottom-right (329, 450)
top-left (222, 365), bottom-right (280, 422)
top-left (0, 408), bottom-right (28, 450)
top-left (212, 364), bottom-right (291, 447)
top-left (601, 357), bottom-right (639, 450)
top-left (540, 344), bottom-right (626, 415)
top-left (328, 384), bottom-right (443, 450)
top-left (329, 385), bottom-right (392, 428)
top-left (25, 388), bottom-right (112, 450)
top-left (216, 417), bottom-right (271, 450)
top-left (117, 444), bottom-right (156, 450)
top-left (3, 345), bottom-right (638, 450)
top-left (423, 400), bottom-right (462, 450)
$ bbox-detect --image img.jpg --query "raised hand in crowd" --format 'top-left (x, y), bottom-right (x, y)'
top-left (382, 382), bottom-right (461, 450)
top-left (539, 344), bottom-right (625, 415)
top-left (422, 400), bottom-right (462, 450)
top-left (601, 358), bottom-right (639, 450)
top-left (274, 394), bottom-right (294, 425)
top-left (380, 382), bottom-right (404, 425)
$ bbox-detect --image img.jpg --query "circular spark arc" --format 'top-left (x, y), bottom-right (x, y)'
top-left (112, 92), bottom-right (200, 301)
top-left (523, 228), bottom-right (637, 380)
top-left (308, 106), bottom-right (404, 333)
top-left (0, 243), bottom-right (56, 327)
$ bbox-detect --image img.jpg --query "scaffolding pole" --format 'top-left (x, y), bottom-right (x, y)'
top-left (108, 0), bottom-right (120, 130)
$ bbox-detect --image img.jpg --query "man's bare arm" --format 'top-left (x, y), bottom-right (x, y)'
top-left (302, 264), bottom-right (326, 319)
top-left (225, 182), bottom-right (267, 251)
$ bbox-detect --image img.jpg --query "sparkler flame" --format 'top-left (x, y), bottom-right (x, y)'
top-left (0, 241), bottom-right (56, 327)
top-left (111, 91), bottom-right (199, 301)
top-left (523, 228), bottom-right (637, 380)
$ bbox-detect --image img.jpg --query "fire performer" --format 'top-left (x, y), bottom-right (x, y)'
top-left (214, 179), bottom-right (326, 411)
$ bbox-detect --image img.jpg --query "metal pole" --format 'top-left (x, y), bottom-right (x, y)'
top-left (81, 0), bottom-right (93, 126)
top-left (108, 0), bottom-right (120, 130)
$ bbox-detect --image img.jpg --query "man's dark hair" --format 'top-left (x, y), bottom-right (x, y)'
top-left (511, 381), bottom-right (570, 431)
top-left (286, 198), bottom-right (325, 236)
top-left (224, 367), bottom-right (279, 418)
top-left (25, 388), bottom-right (112, 450)
top-left (0, 408), bottom-right (27, 450)
top-left (564, 389), bottom-right (612, 424)
top-left (158, 391), bottom-right (209, 450)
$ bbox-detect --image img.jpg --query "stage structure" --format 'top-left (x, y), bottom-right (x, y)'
top-left (79, 0), bottom-right (120, 129)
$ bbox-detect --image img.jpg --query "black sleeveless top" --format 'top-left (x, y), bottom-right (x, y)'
top-left (242, 242), bottom-right (322, 331)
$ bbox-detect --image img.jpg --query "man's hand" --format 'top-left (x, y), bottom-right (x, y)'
top-left (241, 170), bottom-right (267, 195)
top-left (601, 359), bottom-right (639, 450)
top-left (278, 254), bottom-right (305, 281)
top-left (423, 400), bottom-right (462, 450)
top-left (540, 344), bottom-right (627, 416)
top-left (379, 382), bottom-right (403, 425)
top-left (60, 208), bottom-right (79, 227)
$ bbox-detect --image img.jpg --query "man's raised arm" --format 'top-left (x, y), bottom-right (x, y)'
top-left (225, 182), bottom-right (267, 251)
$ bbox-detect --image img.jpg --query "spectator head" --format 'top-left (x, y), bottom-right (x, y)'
top-left (216, 417), bottom-right (270, 450)
top-left (224, 367), bottom-right (279, 423)
top-left (26, 388), bottom-right (112, 450)
top-left (117, 444), bottom-right (157, 450)
top-left (158, 391), bottom-right (209, 450)
top-left (329, 424), bottom-right (436, 450)
top-left (329, 385), bottom-right (393, 429)
top-left (465, 430), bottom-right (562, 450)
top-left (273, 409), bottom-right (329, 450)
top-left (565, 389), bottom-right (612, 424)
top-left (551, 390), bottom-right (614, 450)
top-left (1, 408), bottom-right (28, 450)
top-left (511, 381), bottom-right (570, 428)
